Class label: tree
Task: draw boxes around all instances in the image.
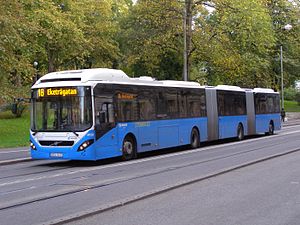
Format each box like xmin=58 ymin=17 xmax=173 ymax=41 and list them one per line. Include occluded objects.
xmin=120 ymin=0 xmax=184 ymax=79
xmin=192 ymin=0 xmax=276 ymax=87
xmin=0 ymin=0 xmax=35 ymax=103
xmin=268 ymin=0 xmax=300 ymax=89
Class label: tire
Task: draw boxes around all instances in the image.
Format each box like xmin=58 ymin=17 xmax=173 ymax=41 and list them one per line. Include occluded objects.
xmin=268 ymin=122 xmax=274 ymax=135
xmin=190 ymin=128 xmax=200 ymax=149
xmin=122 ymin=135 xmax=137 ymax=160
xmin=237 ymin=124 xmax=244 ymax=141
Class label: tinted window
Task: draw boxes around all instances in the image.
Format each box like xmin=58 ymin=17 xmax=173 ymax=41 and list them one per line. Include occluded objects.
xmin=138 ymin=88 xmax=156 ymax=120
xmin=166 ymin=89 xmax=178 ymax=118
xmin=116 ymin=92 xmax=138 ymax=122
xmin=217 ymin=90 xmax=246 ymax=116
xmin=255 ymin=93 xmax=280 ymax=114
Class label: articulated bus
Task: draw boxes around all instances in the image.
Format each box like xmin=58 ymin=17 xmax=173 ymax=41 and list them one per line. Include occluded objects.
xmin=30 ymin=68 xmax=281 ymax=161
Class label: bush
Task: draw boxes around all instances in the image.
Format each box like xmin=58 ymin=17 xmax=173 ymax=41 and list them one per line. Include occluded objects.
xmin=284 ymin=87 xmax=298 ymax=101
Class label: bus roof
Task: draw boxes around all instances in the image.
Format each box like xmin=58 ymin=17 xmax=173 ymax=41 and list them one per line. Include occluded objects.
xmin=33 ymin=68 xmax=203 ymax=89
xmin=253 ymin=88 xmax=278 ymax=93
xmin=215 ymin=85 xmax=245 ymax=92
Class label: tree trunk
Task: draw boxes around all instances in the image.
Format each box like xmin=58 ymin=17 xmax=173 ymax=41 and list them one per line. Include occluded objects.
xmin=47 ymin=47 xmax=56 ymax=73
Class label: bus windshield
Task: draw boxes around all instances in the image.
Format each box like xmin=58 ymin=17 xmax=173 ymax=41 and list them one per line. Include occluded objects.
xmin=31 ymin=86 xmax=93 ymax=132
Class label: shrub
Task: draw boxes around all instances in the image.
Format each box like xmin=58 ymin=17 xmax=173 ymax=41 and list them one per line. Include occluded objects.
xmin=284 ymin=87 xmax=298 ymax=101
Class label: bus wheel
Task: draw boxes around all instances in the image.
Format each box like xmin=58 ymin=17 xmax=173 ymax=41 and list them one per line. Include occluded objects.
xmin=237 ymin=124 xmax=244 ymax=141
xmin=268 ymin=122 xmax=274 ymax=135
xmin=122 ymin=135 xmax=136 ymax=160
xmin=190 ymin=128 xmax=200 ymax=149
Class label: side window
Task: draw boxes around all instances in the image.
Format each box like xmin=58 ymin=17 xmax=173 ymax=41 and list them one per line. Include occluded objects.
xmin=166 ymin=89 xmax=178 ymax=119
xmin=187 ymin=91 xmax=201 ymax=117
xmin=199 ymin=90 xmax=207 ymax=117
xmin=217 ymin=92 xmax=225 ymax=116
xmin=233 ymin=93 xmax=246 ymax=115
xmin=218 ymin=91 xmax=246 ymax=116
xmin=179 ymin=91 xmax=187 ymax=118
xmin=255 ymin=94 xmax=267 ymax=114
xmin=94 ymin=96 xmax=114 ymax=125
xmin=138 ymin=89 xmax=156 ymax=121
xmin=157 ymin=91 xmax=167 ymax=119
xmin=267 ymin=96 xmax=274 ymax=113
xmin=99 ymin=103 xmax=114 ymax=123
xmin=116 ymin=92 xmax=138 ymax=122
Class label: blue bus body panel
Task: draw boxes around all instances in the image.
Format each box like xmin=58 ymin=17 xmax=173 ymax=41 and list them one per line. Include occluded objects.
xmin=30 ymin=130 xmax=97 ymax=161
xmin=255 ymin=113 xmax=281 ymax=134
xmin=110 ymin=118 xmax=208 ymax=156
xmin=31 ymin=118 xmax=208 ymax=161
xmin=218 ymin=115 xmax=248 ymax=139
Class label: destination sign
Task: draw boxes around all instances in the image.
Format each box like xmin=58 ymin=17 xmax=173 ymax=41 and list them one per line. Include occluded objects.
xmin=38 ymin=88 xmax=78 ymax=97
xmin=117 ymin=92 xmax=136 ymax=100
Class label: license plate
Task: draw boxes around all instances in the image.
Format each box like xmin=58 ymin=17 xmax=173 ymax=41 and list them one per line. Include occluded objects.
xmin=50 ymin=153 xmax=63 ymax=158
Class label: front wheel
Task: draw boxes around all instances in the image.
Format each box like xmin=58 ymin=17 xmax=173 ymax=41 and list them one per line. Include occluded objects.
xmin=122 ymin=135 xmax=137 ymax=160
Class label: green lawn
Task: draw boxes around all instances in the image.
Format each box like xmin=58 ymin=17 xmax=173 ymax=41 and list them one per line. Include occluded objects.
xmin=284 ymin=100 xmax=300 ymax=112
xmin=0 ymin=110 xmax=30 ymax=148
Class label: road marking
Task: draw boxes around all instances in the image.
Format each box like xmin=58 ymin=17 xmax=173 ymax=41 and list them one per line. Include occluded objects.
xmin=1 ymin=128 xmax=300 ymax=188
xmin=46 ymin=147 xmax=300 ymax=225
xmin=0 ymin=150 xmax=28 ymax=154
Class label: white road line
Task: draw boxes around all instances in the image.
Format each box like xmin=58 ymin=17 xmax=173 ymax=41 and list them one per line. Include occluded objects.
xmin=0 ymin=150 xmax=28 ymax=154
xmin=1 ymin=128 xmax=300 ymax=188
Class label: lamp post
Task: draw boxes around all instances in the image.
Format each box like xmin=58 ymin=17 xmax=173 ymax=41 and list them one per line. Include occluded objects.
xmin=183 ymin=2 xmax=188 ymax=81
xmin=33 ymin=61 xmax=39 ymax=83
xmin=280 ymin=24 xmax=292 ymax=109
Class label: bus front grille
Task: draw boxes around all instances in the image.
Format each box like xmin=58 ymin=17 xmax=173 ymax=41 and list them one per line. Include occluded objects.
xmin=39 ymin=141 xmax=74 ymax=147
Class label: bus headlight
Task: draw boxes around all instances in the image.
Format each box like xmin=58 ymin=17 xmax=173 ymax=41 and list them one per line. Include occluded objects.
xmin=30 ymin=141 xmax=37 ymax=150
xmin=77 ymin=140 xmax=94 ymax=152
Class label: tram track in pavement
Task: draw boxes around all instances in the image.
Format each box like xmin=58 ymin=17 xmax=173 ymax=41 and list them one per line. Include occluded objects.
xmin=0 ymin=130 xmax=294 ymax=190
xmin=50 ymin=147 xmax=300 ymax=225
xmin=1 ymin=128 xmax=300 ymax=219
xmin=0 ymin=122 xmax=298 ymax=166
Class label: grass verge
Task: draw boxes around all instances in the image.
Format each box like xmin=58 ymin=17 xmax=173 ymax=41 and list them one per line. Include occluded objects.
xmin=0 ymin=110 xmax=30 ymax=148
xmin=284 ymin=100 xmax=300 ymax=112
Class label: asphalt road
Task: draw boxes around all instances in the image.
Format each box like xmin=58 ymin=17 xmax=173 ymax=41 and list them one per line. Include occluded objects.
xmin=71 ymin=147 xmax=300 ymax=225
xmin=0 ymin=147 xmax=30 ymax=164
xmin=0 ymin=125 xmax=300 ymax=225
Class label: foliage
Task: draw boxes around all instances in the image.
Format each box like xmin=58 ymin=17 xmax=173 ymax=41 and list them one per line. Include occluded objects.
xmin=268 ymin=0 xmax=300 ymax=88
xmin=0 ymin=0 xmax=299 ymax=104
xmin=284 ymin=87 xmax=298 ymax=101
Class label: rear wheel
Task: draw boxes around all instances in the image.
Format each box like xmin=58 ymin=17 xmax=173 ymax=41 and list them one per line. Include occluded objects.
xmin=237 ymin=124 xmax=244 ymax=141
xmin=268 ymin=122 xmax=274 ymax=135
xmin=122 ymin=135 xmax=136 ymax=160
xmin=190 ymin=128 xmax=200 ymax=149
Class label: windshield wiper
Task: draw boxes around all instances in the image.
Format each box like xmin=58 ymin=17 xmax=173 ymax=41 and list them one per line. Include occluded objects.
xmin=72 ymin=130 xmax=79 ymax=137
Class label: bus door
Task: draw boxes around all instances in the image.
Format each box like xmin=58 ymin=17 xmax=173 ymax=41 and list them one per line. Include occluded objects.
xmin=94 ymin=97 xmax=117 ymax=144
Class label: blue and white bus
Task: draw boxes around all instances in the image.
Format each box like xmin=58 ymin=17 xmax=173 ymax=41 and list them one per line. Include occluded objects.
xmin=30 ymin=68 xmax=281 ymax=161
